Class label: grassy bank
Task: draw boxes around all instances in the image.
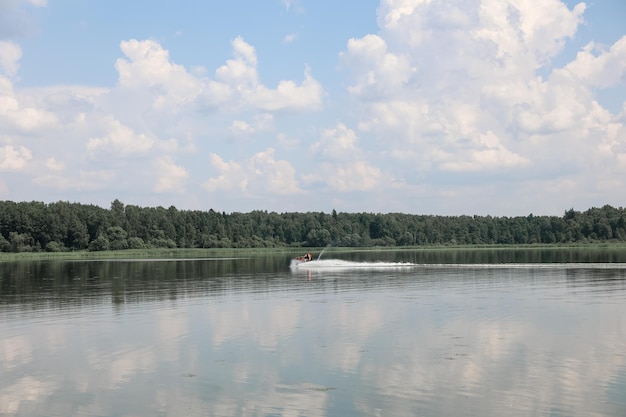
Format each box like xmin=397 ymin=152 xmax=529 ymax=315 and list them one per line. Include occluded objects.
xmin=0 ymin=247 xmax=303 ymax=261
xmin=1 ymin=243 xmax=625 ymax=261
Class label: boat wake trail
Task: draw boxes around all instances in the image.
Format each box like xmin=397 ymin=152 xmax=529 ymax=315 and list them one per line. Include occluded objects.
xmin=290 ymin=259 xmax=626 ymax=271
xmin=290 ymin=259 xmax=416 ymax=271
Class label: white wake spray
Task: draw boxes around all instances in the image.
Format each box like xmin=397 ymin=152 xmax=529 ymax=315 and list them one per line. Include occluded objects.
xmin=290 ymin=258 xmax=417 ymax=271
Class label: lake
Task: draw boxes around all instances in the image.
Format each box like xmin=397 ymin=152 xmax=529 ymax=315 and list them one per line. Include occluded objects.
xmin=1 ymin=248 xmax=626 ymax=416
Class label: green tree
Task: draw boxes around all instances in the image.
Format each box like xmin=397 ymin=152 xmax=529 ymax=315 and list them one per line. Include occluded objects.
xmin=9 ymin=232 xmax=34 ymax=252
xmin=45 ymin=241 xmax=64 ymax=252
xmin=107 ymin=226 xmax=129 ymax=250
xmin=306 ymin=228 xmax=331 ymax=247
xmin=88 ymin=234 xmax=110 ymax=251
xmin=0 ymin=234 xmax=10 ymax=252
xmin=128 ymin=236 xmax=146 ymax=249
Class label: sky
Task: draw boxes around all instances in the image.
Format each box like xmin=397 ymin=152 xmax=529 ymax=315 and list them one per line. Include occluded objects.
xmin=0 ymin=0 xmax=625 ymax=216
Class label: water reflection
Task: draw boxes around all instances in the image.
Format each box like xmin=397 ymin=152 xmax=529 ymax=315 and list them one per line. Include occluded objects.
xmin=0 ymin=257 xmax=294 ymax=310
xmin=1 ymin=254 xmax=625 ymax=416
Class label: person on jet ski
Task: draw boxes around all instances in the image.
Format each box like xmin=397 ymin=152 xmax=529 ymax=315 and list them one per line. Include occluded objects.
xmin=297 ymin=253 xmax=313 ymax=262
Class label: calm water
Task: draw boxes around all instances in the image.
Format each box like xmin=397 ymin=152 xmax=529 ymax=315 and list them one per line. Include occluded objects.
xmin=1 ymin=249 xmax=626 ymax=417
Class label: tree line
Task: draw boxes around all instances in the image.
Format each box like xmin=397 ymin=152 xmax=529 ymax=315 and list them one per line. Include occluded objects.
xmin=0 ymin=199 xmax=625 ymax=253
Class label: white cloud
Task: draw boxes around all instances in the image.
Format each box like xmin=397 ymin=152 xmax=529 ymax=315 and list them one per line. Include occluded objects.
xmin=0 ymin=145 xmax=32 ymax=171
xmin=0 ymin=0 xmax=47 ymax=39
xmin=325 ymin=161 xmax=383 ymax=191
xmin=0 ymin=76 xmax=58 ymax=132
xmin=215 ymin=36 xmax=258 ymax=87
xmin=341 ymin=34 xmax=412 ymax=98
xmin=112 ymin=37 xmax=323 ymax=115
xmin=248 ymin=66 xmax=324 ymax=111
xmin=215 ymin=37 xmax=323 ymax=111
xmin=0 ymin=41 xmax=22 ymax=77
xmin=284 ymin=33 xmax=298 ymax=44
xmin=86 ymin=118 xmax=154 ymax=156
xmin=203 ymin=148 xmax=302 ymax=195
xmin=560 ymin=36 xmax=626 ymax=89
xmin=230 ymin=113 xmax=274 ymax=136
xmin=311 ymin=123 xmax=359 ymax=159
xmin=45 ymin=157 xmax=64 ymax=171
xmin=340 ymin=0 xmax=622 ymax=189
xmin=276 ymin=132 xmax=301 ymax=149
xmin=33 ymin=169 xmax=116 ymax=191
xmin=283 ymin=0 xmax=301 ymax=12
xmin=153 ymin=157 xmax=189 ymax=193
xmin=115 ymin=39 xmax=203 ymax=112
xmin=117 ymin=39 xmax=190 ymax=88
xmin=307 ymin=123 xmax=384 ymax=191
xmin=230 ymin=119 xmax=255 ymax=136
xmin=438 ymin=130 xmax=530 ymax=171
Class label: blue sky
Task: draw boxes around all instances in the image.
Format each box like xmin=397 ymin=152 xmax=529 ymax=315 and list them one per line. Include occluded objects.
xmin=1 ymin=0 xmax=625 ymax=216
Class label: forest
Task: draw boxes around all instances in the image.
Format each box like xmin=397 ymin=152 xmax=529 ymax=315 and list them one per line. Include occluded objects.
xmin=0 ymin=199 xmax=625 ymax=252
